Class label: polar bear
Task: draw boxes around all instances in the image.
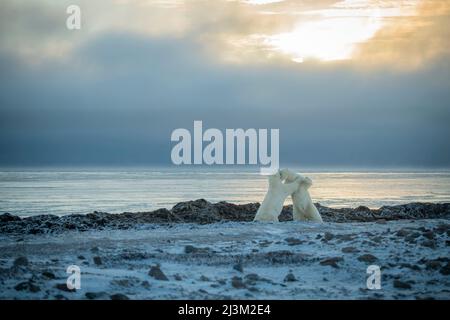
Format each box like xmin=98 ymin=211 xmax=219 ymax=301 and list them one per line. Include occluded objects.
xmin=253 ymin=170 xmax=302 ymax=222
xmin=280 ymin=169 xmax=323 ymax=223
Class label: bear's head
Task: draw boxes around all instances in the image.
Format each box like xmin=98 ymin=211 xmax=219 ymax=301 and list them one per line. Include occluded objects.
xmin=280 ymin=168 xmax=313 ymax=189
xmin=279 ymin=168 xmax=296 ymax=182
xmin=299 ymin=176 xmax=313 ymax=189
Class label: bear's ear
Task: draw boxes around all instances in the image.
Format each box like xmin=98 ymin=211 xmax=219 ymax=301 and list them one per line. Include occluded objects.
xmin=300 ymin=177 xmax=313 ymax=189
xmin=268 ymin=171 xmax=282 ymax=182
xmin=279 ymin=168 xmax=289 ymax=181
xmin=280 ymin=168 xmax=297 ymax=182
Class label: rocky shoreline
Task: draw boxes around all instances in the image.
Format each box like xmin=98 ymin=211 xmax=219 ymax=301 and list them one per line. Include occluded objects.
xmin=0 ymin=200 xmax=449 ymax=299
xmin=0 ymin=218 xmax=449 ymax=299
xmin=1 ymin=200 xmax=450 ymax=234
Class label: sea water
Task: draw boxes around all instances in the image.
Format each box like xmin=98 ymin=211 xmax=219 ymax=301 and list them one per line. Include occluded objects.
xmin=1 ymin=167 xmax=450 ymax=217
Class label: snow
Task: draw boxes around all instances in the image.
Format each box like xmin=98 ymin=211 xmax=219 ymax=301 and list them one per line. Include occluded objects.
xmin=0 ymin=219 xmax=449 ymax=299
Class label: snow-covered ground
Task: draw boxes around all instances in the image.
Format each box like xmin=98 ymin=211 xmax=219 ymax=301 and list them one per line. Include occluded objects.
xmin=0 ymin=219 xmax=449 ymax=300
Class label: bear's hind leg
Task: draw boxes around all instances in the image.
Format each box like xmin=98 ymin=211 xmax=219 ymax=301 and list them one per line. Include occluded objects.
xmin=305 ymin=203 xmax=323 ymax=223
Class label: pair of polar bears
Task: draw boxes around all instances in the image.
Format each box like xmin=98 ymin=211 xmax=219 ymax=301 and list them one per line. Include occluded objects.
xmin=254 ymin=169 xmax=323 ymax=223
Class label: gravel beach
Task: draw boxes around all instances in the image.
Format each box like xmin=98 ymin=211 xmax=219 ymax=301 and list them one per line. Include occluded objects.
xmin=0 ymin=200 xmax=449 ymax=300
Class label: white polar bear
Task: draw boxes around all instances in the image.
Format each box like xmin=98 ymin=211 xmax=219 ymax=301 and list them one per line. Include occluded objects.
xmin=254 ymin=170 xmax=301 ymax=222
xmin=280 ymin=169 xmax=323 ymax=223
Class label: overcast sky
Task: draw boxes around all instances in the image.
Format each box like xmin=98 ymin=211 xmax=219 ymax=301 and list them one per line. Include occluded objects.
xmin=0 ymin=0 xmax=449 ymax=168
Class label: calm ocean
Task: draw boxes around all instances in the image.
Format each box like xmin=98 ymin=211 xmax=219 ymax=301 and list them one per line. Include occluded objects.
xmin=1 ymin=167 xmax=450 ymax=217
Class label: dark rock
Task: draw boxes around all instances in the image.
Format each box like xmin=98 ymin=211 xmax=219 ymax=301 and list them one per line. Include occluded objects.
xmin=2 ymin=201 xmax=450 ymax=234
xmin=405 ymin=233 xmax=421 ymax=242
xmin=55 ymin=283 xmax=76 ymax=292
xmin=422 ymin=231 xmax=435 ymax=240
xmin=421 ymin=240 xmax=436 ymax=249
xmin=14 ymin=281 xmax=40 ymax=293
xmin=393 ymin=280 xmax=412 ymax=289
xmin=149 ymin=265 xmax=169 ymax=281
xmin=440 ymin=262 xmax=450 ymax=275
xmin=425 ymin=260 xmax=442 ymax=270
xmin=85 ymin=291 xmax=108 ymax=299
xmin=371 ymin=236 xmax=383 ymax=243
xmin=399 ymin=263 xmax=421 ymax=271
xmin=13 ymin=256 xmax=29 ymax=267
xmin=184 ymin=245 xmax=198 ymax=254
xmin=199 ymin=275 xmax=210 ymax=281
xmin=415 ymin=295 xmax=435 ymax=300
xmin=336 ymin=234 xmax=355 ymax=242
xmin=0 ymin=213 xmax=21 ymax=223
xmin=233 ymin=263 xmax=244 ymax=273
xmin=110 ymin=293 xmax=129 ymax=300
xmin=93 ymin=256 xmax=102 ymax=265
xmin=245 ymin=274 xmax=260 ymax=282
xmin=42 ymin=271 xmax=56 ymax=279
xmin=231 ymin=276 xmax=246 ymax=289
xmin=284 ymin=237 xmax=303 ymax=246
xmin=174 ymin=274 xmax=183 ymax=281
xmin=112 ymin=279 xmax=133 ymax=287
xmin=120 ymin=251 xmax=148 ymax=260
xmin=258 ymin=240 xmax=272 ymax=247
xmin=284 ymin=273 xmax=297 ymax=282
xmin=434 ymin=224 xmax=450 ymax=233
xmin=342 ymin=247 xmax=359 ymax=253
xmin=323 ymin=232 xmax=334 ymax=241
xmin=396 ymin=229 xmax=411 ymax=237
xmin=183 ymin=245 xmax=210 ymax=254
xmin=320 ymin=257 xmax=343 ymax=268
xmin=358 ymin=254 xmax=378 ymax=263
xmin=355 ymin=206 xmax=371 ymax=212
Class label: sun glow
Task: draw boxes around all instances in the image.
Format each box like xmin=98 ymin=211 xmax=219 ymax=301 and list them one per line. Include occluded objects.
xmin=244 ymin=0 xmax=285 ymax=4
xmin=264 ymin=17 xmax=383 ymax=62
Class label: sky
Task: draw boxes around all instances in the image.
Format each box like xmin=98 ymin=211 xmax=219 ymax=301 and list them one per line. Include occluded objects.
xmin=0 ymin=0 xmax=449 ymax=168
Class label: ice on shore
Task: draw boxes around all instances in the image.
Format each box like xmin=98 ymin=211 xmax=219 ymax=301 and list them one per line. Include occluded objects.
xmin=0 ymin=216 xmax=449 ymax=300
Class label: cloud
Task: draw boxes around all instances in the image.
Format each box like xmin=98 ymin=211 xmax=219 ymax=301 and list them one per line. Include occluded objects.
xmin=0 ymin=1 xmax=449 ymax=167
xmin=354 ymin=0 xmax=450 ymax=69
xmin=1 ymin=29 xmax=450 ymax=167
xmin=3 ymin=0 xmax=448 ymax=69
